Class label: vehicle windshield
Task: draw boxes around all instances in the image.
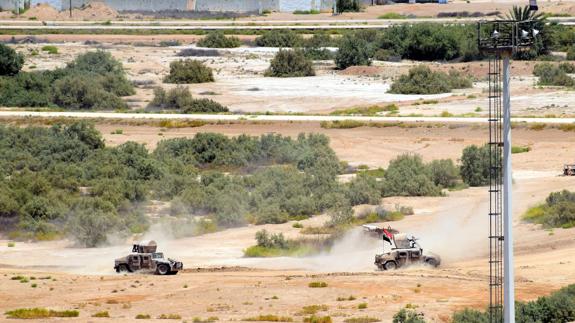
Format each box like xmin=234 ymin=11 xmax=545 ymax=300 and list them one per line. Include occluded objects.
xmin=152 ymin=252 xmax=164 ymax=259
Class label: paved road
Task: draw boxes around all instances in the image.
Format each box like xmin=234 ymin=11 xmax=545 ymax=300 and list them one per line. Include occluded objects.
xmin=0 ymin=17 xmax=573 ymax=30
xmin=1 ymin=111 xmax=574 ymax=124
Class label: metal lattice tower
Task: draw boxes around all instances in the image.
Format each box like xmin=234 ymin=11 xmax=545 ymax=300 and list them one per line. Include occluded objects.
xmin=487 ymin=52 xmax=504 ymax=323
xmin=478 ymin=17 xmax=539 ymax=323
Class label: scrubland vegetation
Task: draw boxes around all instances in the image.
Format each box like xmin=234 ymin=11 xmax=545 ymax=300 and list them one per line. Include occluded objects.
xmin=450 ymin=284 xmax=575 ymax=323
xmin=390 ymin=66 xmax=472 ymax=94
xmin=149 ymin=86 xmax=228 ymax=113
xmin=198 ymin=31 xmax=241 ymax=48
xmin=0 ymin=121 xmax=495 ymax=247
xmin=265 ymin=49 xmax=315 ymax=77
xmin=524 ymin=190 xmax=575 ymax=228
xmin=4 ymin=308 xmax=79 ymax=319
xmin=533 ymin=62 xmax=575 ymax=87
xmin=0 ymin=47 xmax=133 ymax=110
xmin=164 ymin=59 xmax=215 ymax=84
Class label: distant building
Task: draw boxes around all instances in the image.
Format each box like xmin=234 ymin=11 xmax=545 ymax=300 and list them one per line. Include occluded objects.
xmin=60 ymin=0 xmax=374 ymax=13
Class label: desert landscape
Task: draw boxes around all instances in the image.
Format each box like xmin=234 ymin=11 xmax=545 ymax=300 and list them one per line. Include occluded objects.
xmin=0 ymin=0 xmax=575 ymax=322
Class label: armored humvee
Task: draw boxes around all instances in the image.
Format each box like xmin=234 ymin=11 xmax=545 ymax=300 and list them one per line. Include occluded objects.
xmin=114 ymin=240 xmax=183 ymax=275
xmin=374 ymin=233 xmax=440 ymax=270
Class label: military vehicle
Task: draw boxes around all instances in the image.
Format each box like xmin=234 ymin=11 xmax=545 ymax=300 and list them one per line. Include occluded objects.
xmin=372 ymin=231 xmax=440 ymax=270
xmin=114 ymin=240 xmax=183 ymax=275
xmin=564 ymin=164 xmax=575 ymax=176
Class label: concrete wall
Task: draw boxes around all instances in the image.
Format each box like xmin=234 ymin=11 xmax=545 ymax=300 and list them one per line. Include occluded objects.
xmin=62 ymin=0 xmax=189 ymax=11
xmin=0 ymin=0 xmax=20 ymax=10
xmin=194 ymin=0 xmax=278 ymax=13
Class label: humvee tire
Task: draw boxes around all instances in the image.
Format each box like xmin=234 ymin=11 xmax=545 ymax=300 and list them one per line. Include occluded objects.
xmin=116 ymin=264 xmax=130 ymax=273
xmin=157 ymin=263 xmax=170 ymax=275
xmin=384 ymin=261 xmax=397 ymax=270
xmin=425 ymin=258 xmax=439 ymax=267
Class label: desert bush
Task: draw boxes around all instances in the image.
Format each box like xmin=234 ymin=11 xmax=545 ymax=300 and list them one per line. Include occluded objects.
xmin=244 ymin=315 xmax=294 ymax=322
xmin=300 ymin=305 xmax=329 ymax=315
xmin=304 ymin=316 xmax=332 ymax=323
xmin=511 ymin=146 xmax=531 ymax=154
xmin=150 ymin=86 xmax=193 ymax=110
xmin=309 ymin=281 xmax=328 ymax=288
xmin=345 ymin=173 xmax=382 ymax=205
xmin=255 ymin=29 xmax=303 ymax=47
xmin=335 ymin=35 xmax=372 ymax=69
xmin=337 ymin=0 xmax=360 ymax=12
xmin=5 ymin=308 xmax=79 ymax=319
xmin=358 ymin=303 xmax=368 ymax=309
xmin=533 ymin=62 xmax=575 ymax=86
xmin=384 ymin=154 xmax=441 ymax=196
xmin=159 ymin=40 xmax=181 ymax=47
xmin=92 ymin=311 xmax=110 ymax=318
xmin=390 ymin=66 xmax=471 ymax=94
xmin=0 ymin=44 xmax=24 ymax=76
xmin=158 ymin=314 xmax=182 ymax=319
xmin=452 ymin=283 xmax=575 ymax=323
xmin=136 ymin=314 xmax=151 ymax=319
xmin=523 ymin=190 xmax=575 ymax=228
xmin=303 ymin=33 xmax=335 ymax=60
xmin=265 ymin=49 xmax=315 ymax=77
xmin=52 ymin=74 xmax=128 ymax=110
xmin=165 ymin=59 xmax=214 ymax=84
xmin=392 ymin=308 xmax=425 ymax=323
xmin=41 ymin=45 xmax=58 ymax=54
xmin=426 ymin=159 xmax=459 ymax=189
xmin=460 ymin=145 xmax=490 ymax=187
xmin=198 ymin=32 xmax=241 ymax=48
xmin=345 ymin=317 xmax=380 ymax=323
xmin=451 ymin=309 xmax=487 ymax=323
xmin=567 ymin=46 xmax=575 ymax=60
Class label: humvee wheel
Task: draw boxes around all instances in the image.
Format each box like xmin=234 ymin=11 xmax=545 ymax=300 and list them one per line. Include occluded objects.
xmin=384 ymin=261 xmax=397 ymax=270
xmin=425 ymin=258 xmax=439 ymax=267
xmin=116 ymin=264 xmax=130 ymax=273
xmin=157 ymin=264 xmax=170 ymax=275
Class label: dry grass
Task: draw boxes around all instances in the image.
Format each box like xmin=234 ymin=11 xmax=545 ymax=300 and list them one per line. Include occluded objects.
xmin=5 ymin=308 xmax=79 ymax=319
xmin=243 ymin=314 xmax=294 ymax=322
xmin=308 ymin=282 xmax=328 ymax=288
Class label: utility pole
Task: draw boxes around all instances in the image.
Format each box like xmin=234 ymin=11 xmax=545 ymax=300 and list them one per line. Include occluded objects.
xmin=478 ymin=6 xmax=539 ymax=322
xmin=502 ymin=52 xmax=514 ymax=323
xmin=70 ymin=0 xmax=72 ymax=18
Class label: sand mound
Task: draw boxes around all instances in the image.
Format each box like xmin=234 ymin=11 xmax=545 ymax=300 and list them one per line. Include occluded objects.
xmin=339 ymin=65 xmax=385 ymax=76
xmin=69 ymin=3 xmax=118 ymax=20
xmin=24 ymin=4 xmax=61 ymax=20
xmin=21 ymin=2 xmax=118 ymax=21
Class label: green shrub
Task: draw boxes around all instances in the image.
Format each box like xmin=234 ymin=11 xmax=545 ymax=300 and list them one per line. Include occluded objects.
xmin=158 ymin=313 xmax=182 ymax=319
xmin=533 ymin=62 xmax=575 ymax=86
xmin=344 ymin=317 xmax=380 ymax=323
xmin=390 ymin=66 xmax=471 ymax=94
xmin=304 ymin=316 xmax=332 ymax=323
xmin=308 ymin=281 xmax=328 ymax=288
xmin=559 ymin=62 xmax=575 ymax=73
xmin=523 ymin=190 xmax=575 ymax=228
xmin=294 ymin=9 xmax=320 ymax=14
xmin=244 ymin=315 xmax=294 ymax=322
xmin=451 ymin=309 xmax=487 ymax=323
xmin=198 ymin=31 xmax=241 ymax=48
xmin=255 ymin=30 xmax=303 ymax=47
xmin=392 ymin=308 xmax=425 ymax=323
xmin=426 ymin=159 xmax=460 ymax=189
xmin=52 ymin=74 xmax=128 ymax=110
xmin=159 ymin=40 xmax=182 ymax=47
xmin=337 ymin=0 xmax=360 ymax=12
xmin=0 ymin=43 xmax=24 ymax=76
xmin=358 ymin=303 xmax=368 ymax=309
xmin=460 ymin=145 xmax=490 ymax=187
xmin=265 ymin=49 xmax=315 ymax=77
xmin=152 ymin=86 xmax=228 ymax=113
xmin=378 ymin=13 xmax=406 ymax=19
xmin=384 ymin=154 xmax=441 ymax=196
xmin=567 ymin=46 xmax=575 ymax=60
xmin=5 ymin=308 xmax=79 ymax=319
xmin=92 ymin=311 xmax=110 ymax=318
xmin=303 ymin=33 xmax=334 ymax=60
xmin=335 ymin=35 xmax=372 ymax=69
xmin=165 ymin=59 xmax=214 ymax=84
xmin=7 ymin=241 xmax=15 ymax=247
xmin=300 ymin=305 xmax=329 ymax=315
xmin=511 ymin=146 xmax=531 ymax=154
xmin=136 ymin=314 xmax=151 ymax=319
xmin=41 ymin=45 xmax=58 ymax=54
xmin=320 ymin=120 xmax=365 ymax=129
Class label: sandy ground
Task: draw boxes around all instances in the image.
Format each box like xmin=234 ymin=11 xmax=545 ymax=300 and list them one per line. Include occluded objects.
xmin=2 ymin=42 xmax=574 ymax=116
xmin=0 ymin=123 xmax=574 ymax=322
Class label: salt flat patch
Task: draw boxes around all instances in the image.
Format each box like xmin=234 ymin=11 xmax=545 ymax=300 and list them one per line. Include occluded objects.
xmin=227 ymin=75 xmax=453 ymax=101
